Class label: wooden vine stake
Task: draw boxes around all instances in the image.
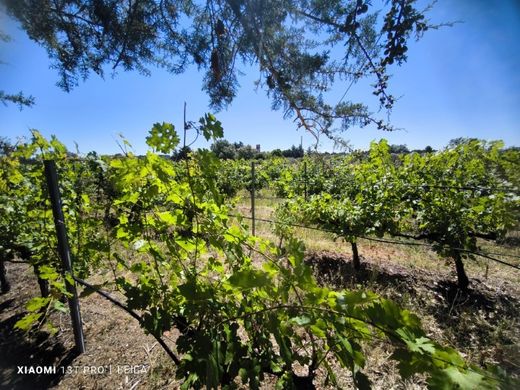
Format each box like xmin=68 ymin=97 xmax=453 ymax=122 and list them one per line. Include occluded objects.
xmin=44 ymin=160 xmax=86 ymax=354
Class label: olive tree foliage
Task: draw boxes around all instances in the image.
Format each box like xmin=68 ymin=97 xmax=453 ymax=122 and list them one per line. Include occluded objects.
xmin=1 ymin=0 xmax=438 ymax=138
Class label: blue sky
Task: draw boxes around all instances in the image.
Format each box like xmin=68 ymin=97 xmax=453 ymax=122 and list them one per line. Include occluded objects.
xmin=1 ymin=0 xmax=519 ymax=155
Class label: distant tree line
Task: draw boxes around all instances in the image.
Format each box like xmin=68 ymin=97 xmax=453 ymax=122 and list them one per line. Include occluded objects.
xmin=270 ymin=145 xmax=304 ymax=158
xmin=388 ymin=144 xmax=434 ymax=154
xmin=3 ymin=135 xmax=516 ymax=161
xmin=210 ymin=140 xmax=303 ymax=160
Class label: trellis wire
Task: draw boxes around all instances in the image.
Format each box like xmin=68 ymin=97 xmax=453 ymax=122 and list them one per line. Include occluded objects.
xmin=229 ymin=213 xmax=520 ymax=270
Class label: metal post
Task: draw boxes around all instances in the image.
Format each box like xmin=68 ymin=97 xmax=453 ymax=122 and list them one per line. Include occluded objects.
xmin=251 ymin=161 xmax=256 ymax=236
xmin=44 ymin=160 xmax=86 ymax=354
xmin=304 ymin=161 xmax=308 ymax=201
xmin=0 ymin=259 xmax=10 ymax=293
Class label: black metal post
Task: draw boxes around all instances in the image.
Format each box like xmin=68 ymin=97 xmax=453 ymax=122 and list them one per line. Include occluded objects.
xmin=44 ymin=160 xmax=86 ymax=354
xmin=251 ymin=161 xmax=256 ymax=236
xmin=0 ymin=259 xmax=10 ymax=293
xmin=304 ymin=161 xmax=308 ymax=201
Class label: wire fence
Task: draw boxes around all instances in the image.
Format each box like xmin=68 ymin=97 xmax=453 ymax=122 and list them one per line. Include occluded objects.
xmin=228 ymin=212 xmax=520 ymax=271
xmin=248 ymin=184 xmax=520 ymax=197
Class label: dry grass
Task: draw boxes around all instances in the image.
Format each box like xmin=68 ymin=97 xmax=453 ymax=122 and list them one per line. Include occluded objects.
xmin=233 ymin=190 xmax=520 ymax=289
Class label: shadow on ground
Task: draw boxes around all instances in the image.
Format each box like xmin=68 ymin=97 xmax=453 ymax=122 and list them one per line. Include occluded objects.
xmin=305 ymin=250 xmax=520 ymax=377
xmin=0 ymin=264 xmax=77 ymax=390
xmin=305 ymin=251 xmax=419 ymax=291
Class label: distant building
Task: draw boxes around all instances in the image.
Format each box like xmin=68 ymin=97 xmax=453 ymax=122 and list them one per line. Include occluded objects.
xmin=256 ymin=144 xmax=261 ymax=152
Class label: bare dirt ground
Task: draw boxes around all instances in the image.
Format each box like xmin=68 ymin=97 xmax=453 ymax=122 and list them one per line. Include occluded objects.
xmin=0 ymin=262 xmax=178 ymax=390
xmin=1 ymin=249 xmax=519 ymax=390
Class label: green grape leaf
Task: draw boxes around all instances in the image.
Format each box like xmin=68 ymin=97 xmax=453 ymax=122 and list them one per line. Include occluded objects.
xmin=15 ymin=312 xmax=43 ymax=331
xmin=199 ymin=113 xmax=224 ymax=141
xmin=228 ymin=269 xmax=270 ymax=289
xmin=428 ymin=366 xmax=487 ymax=390
xmin=146 ymin=122 xmax=180 ymax=154
xmin=26 ymin=297 xmax=50 ymax=312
